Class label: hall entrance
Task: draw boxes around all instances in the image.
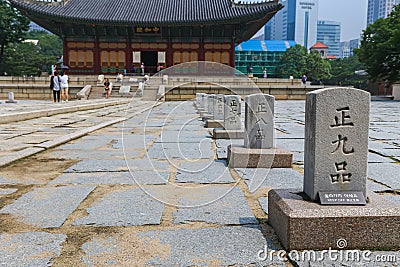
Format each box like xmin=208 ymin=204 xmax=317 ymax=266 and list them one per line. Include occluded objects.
xmin=141 ymin=51 xmax=158 ymax=74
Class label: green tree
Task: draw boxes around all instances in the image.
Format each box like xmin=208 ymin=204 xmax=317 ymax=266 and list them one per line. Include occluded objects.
xmin=0 ymin=0 xmax=30 ymax=66
xmin=322 ymin=55 xmax=368 ymax=87
xmin=2 ymin=42 xmax=56 ymax=76
xmin=276 ymin=44 xmax=331 ymax=81
xmin=307 ymin=51 xmax=332 ymax=82
xmin=26 ymin=30 xmax=62 ymax=57
xmin=276 ymin=44 xmax=308 ymax=78
xmin=357 ymin=5 xmax=400 ymax=85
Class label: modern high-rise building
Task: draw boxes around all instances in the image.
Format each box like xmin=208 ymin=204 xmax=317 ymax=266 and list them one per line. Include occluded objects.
xmin=367 ymin=0 xmax=400 ymax=25
xmin=317 ymin=20 xmax=341 ymax=58
xmin=264 ymin=0 xmax=318 ymax=49
xmin=339 ymin=38 xmax=360 ymax=58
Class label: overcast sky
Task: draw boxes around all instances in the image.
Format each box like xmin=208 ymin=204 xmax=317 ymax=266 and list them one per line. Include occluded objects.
xmin=319 ymin=0 xmax=368 ymax=40
xmin=253 ymin=0 xmax=368 ymax=41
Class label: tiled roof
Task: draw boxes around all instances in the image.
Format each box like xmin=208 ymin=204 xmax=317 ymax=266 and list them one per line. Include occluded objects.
xmin=10 ymin=0 xmax=282 ymax=26
xmin=236 ymin=40 xmax=297 ymax=52
xmin=311 ymin=42 xmax=329 ymax=49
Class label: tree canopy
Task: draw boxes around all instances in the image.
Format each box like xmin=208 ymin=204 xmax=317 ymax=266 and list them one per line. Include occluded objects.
xmin=322 ymin=55 xmax=368 ymax=87
xmin=276 ymin=44 xmax=331 ymax=81
xmin=276 ymin=44 xmax=308 ymax=79
xmin=357 ymin=5 xmax=400 ymax=85
xmin=0 ymin=0 xmax=30 ymax=64
xmin=26 ymin=30 xmax=62 ymax=57
xmin=2 ymin=42 xmax=55 ymax=76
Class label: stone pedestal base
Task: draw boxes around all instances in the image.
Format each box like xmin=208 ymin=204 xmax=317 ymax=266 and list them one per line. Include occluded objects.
xmin=268 ymin=189 xmax=400 ymax=250
xmin=227 ymin=145 xmax=292 ymax=168
xmin=196 ymin=108 xmax=205 ymax=114
xmin=199 ymin=111 xmax=211 ymax=118
xmin=205 ymin=119 xmax=223 ymax=128
xmin=212 ymin=129 xmax=244 ymax=139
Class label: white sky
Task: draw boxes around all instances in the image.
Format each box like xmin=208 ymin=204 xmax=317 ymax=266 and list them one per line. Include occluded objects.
xmin=253 ymin=0 xmax=368 ymax=41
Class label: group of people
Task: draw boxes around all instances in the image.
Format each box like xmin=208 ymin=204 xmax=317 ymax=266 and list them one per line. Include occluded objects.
xmin=50 ymin=66 xmax=69 ymax=103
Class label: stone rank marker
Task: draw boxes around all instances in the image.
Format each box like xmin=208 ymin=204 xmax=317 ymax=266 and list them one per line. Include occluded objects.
xmin=227 ymin=93 xmax=292 ymax=168
xmin=194 ymin=93 xmax=202 ymax=111
xmin=244 ymin=93 xmax=274 ymax=149
xmin=200 ymin=94 xmax=214 ymax=121
xmin=212 ymin=95 xmax=244 ymax=139
xmin=205 ymin=94 xmax=224 ymax=128
xmin=268 ymin=88 xmax=400 ymax=251
xmin=304 ymin=88 xmax=369 ymax=203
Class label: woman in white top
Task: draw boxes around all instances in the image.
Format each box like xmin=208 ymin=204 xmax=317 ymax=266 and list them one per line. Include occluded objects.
xmin=60 ymin=71 xmax=69 ymax=102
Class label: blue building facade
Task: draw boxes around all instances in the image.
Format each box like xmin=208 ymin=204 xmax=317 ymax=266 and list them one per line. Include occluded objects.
xmin=317 ymin=20 xmax=341 ymax=58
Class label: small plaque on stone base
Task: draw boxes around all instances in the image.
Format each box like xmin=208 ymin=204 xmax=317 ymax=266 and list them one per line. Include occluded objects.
xmin=319 ymin=191 xmax=366 ymax=205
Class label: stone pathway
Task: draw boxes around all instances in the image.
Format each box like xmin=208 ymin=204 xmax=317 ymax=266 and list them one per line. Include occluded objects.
xmin=0 ymin=100 xmax=399 ymax=266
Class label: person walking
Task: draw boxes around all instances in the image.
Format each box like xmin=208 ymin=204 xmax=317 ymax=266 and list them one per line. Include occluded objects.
xmin=302 ymin=74 xmax=307 ymax=85
xmin=141 ymin=62 xmax=145 ymax=75
xmin=104 ymin=78 xmax=111 ymax=99
xmin=50 ymin=71 xmax=61 ymax=102
xmin=60 ymin=71 xmax=69 ymax=102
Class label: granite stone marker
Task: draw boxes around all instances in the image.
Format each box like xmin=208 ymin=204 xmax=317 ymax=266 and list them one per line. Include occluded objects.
xmin=207 ymin=94 xmax=215 ymax=119
xmin=5 ymin=92 xmax=17 ymax=103
xmin=224 ymin=95 xmax=241 ymax=130
xmin=195 ymin=93 xmax=202 ymax=108
xmin=304 ymin=88 xmax=370 ymax=202
xmin=214 ymin=94 xmax=225 ymax=120
xmin=244 ymin=93 xmax=274 ymax=149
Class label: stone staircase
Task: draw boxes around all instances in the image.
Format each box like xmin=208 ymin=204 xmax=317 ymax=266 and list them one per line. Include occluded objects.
xmin=88 ymin=85 xmax=107 ymax=99
xmin=88 ymin=84 xmax=137 ymax=99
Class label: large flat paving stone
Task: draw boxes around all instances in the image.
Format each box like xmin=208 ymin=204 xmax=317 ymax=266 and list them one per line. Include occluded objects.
xmin=235 ymin=168 xmax=303 ymax=192
xmin=74 ymin=188 xmax=164 ymax=226
xmin=65 ymin=159 xmax=170 ymax=173
xmin=155 ymin=131 xmax=211 ymax=143
xmin=367 ymin=179 xmax=391 ymax=192
xmin=112 ymin=134 xmax=158 ymax=149
xmin=368 ymin=152 xmax=394 ymax=163
xmin=46 ymin=149 xmax=141 ymax=160
xmin=50 ymin=171 xmax=169 ymax=185
xmin=1 ymin=185 xmax=95 ymax=228
xmin=81 ymin=226 xmax=284 ymax=267
xmin=176 ymin=160 xmax=234 ymax=184
xmin=0 ymin=232 xmax=66 ymax=267
xmin=147 ymin=141 xmax=214 ymax=160
xmin=174 ymin=186 xmax=257 ymax=225
xmin=368 ymin=163 xmax=400 ymax=189
xmin=276 ymin=138 xmax=305 ymax=152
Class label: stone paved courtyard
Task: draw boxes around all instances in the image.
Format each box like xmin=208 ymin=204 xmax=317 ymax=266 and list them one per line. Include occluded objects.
xmin=0 ymin=99 xmax=399 ymax=266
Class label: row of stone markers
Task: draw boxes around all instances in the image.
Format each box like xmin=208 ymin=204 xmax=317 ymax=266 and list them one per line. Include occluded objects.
xmin=196 ymin=88 xmax=400 ymax=251
xmin=195 ymin=92 xmax=293 ymax=168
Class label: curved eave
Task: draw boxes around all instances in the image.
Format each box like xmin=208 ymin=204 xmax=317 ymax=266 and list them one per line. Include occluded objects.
xmin=10 ymin=0 xmax=282 ymax=27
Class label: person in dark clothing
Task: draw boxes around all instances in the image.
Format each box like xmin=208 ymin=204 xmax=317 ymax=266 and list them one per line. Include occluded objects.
xmin=104 ymin=78 xmax=111 ymax=99
xmin=50 ymin=71 xmax=61 ymax=102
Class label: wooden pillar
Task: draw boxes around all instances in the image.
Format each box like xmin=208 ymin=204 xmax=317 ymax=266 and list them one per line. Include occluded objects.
xmin=63 ymin=40 xmax=68 ymax=70
xmin=126 ymin=40 xmax=132 ymax=73
xmin=93 ymin=37 xmax=101 ymax=74
xmin=230 ymin=42 xmax=235 ymax=67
